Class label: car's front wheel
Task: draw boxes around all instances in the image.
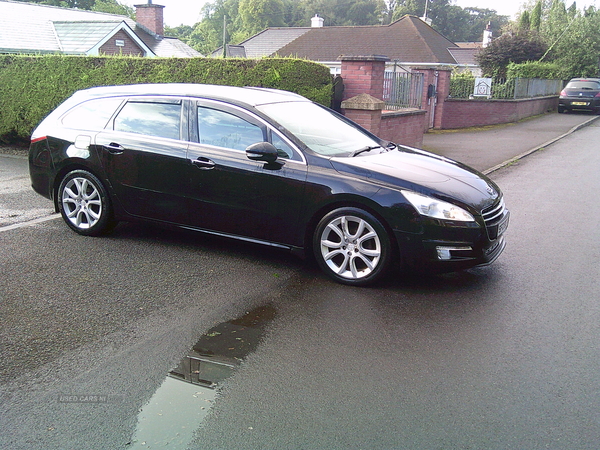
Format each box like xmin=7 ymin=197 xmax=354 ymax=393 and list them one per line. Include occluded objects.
xmin=58 ymin=170 xmax=116 ymax=236
xmin=313 ymin=207 xmax=391 ymax=286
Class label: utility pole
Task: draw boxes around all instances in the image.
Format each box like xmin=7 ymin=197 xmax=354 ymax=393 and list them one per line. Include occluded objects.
xmin=222 ymin=15 xmax=227 ymax=58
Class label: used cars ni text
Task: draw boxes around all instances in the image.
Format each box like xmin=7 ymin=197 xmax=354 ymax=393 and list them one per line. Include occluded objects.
xmin=29 ymin=84 xmax=509 ymax=285
xmin=558 ymin=78 xmax=600 ymax=114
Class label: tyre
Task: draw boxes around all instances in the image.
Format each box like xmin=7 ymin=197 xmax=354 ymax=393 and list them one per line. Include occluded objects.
xmin=58 ymin=170 xmax=116 ymax=236
xmin=557 ymin=106 xmax=566 ymax=114
xmin=313 ymin=207 xmax=391 ymax=286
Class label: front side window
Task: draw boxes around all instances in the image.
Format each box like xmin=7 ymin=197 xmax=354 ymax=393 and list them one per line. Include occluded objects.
xmin=271 ymin=133 xmax=294 ymax=159
xmin=114 ymin=101 xmax=182 ymax=140
xmin=257 ymin=101 xmax=380 ymax=157
xmin=198 ymin=107 xmax=264 ymax=151
xmin=61 ymin=98 xmax=123 ymax=130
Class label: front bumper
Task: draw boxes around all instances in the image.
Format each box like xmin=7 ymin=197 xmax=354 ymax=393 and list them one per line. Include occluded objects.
xmin=393 ymin=210 xmax=509 ymax=272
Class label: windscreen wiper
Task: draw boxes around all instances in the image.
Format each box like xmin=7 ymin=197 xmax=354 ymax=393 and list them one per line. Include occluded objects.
xmin=349 ymin=145 xmax=382 ymax=157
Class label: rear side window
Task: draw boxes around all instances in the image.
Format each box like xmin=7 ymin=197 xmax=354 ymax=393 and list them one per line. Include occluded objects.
xmin=61 ymin=98 xmax=122 ymax=130
xmin=114 ymin=101 xmax=182 ymax=140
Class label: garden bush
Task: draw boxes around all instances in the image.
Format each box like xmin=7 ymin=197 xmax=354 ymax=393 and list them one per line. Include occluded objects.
xmin=0 ymin=55 xmax=333 ymax=143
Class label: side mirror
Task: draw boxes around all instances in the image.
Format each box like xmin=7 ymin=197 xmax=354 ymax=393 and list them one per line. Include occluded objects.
xmin=246 ymin=142 xmax=279 ymax=163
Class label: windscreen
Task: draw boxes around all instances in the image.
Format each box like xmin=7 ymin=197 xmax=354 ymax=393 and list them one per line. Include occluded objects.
xmin=257 ymin=102 xmax=380 ymax=157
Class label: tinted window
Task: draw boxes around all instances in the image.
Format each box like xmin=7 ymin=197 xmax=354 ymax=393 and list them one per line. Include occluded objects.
xmin=257 ymin=102 xmax=379 ymax=156
xmin=114 ymin=101 xmax=182 ymax=140
xmin=198 ymin=107 xmax=264 ymax=151
xmin=61 ymin=98 xmax=122 ymax=130
xmin=271 ymin=132 xmax=294 ymax=158
xmin=566 ymin=81 xmax=600 ymax=90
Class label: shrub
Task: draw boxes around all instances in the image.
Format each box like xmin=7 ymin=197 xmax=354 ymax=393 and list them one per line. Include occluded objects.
xmin=0 ymin=55 xmax=333 ymax=142
xmin=506 ymin=61 xmax=569 ymax=80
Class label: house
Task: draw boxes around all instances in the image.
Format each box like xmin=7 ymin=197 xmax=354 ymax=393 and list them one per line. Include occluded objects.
xmin=0 ymin=0 xmax=200 ymax=57
xmin=213 ymin=15 xmax=463 ymax=74
xmin=449 ymin=24 xmax=494 ymax=76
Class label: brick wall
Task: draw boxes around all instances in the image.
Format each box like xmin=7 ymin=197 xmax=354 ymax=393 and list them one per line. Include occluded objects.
xmin=340 ymin=55 xmax=427 ymax=146
xmin=99 ymin=29 xmax=144 ymax=56
xmin=380 ymin=109 xmax=427 ymax=148
xmin=439 ymin=96 xmax=559 ymax=129
xmin=346 ymin=109 xmax=383 ymax=136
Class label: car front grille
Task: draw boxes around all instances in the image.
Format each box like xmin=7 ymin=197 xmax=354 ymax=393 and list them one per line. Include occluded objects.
xmin=482 ymin=197 xmax=506 ymax=240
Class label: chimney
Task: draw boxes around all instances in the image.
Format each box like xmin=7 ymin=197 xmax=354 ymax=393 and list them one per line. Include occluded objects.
xmin=482 ymin=22 xmax=492 ymax=48
xmin=135 ymin=1 xmax=165 ymax=36
xmin=311 ymin=14 xmax=324 ymax=27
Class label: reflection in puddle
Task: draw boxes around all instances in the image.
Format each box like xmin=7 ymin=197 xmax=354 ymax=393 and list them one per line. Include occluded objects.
xmin=128 ymin=305 xmax=276 ymax=449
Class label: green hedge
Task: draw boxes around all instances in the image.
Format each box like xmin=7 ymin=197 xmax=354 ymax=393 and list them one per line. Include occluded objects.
xmin=506 ymin=61 xmax=568 ymax=80
xmin=0 ymin=55 xmax=333 ymax=142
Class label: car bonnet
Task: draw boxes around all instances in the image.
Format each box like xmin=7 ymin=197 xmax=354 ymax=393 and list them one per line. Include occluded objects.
xmin=330 ymin=148 xmax=501 ymax=208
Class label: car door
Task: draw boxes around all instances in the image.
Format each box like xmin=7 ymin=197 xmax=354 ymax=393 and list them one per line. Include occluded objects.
xmin=95 ymin=97 xmax=190 ymax=224
xmin=186 ymin=101 xmax=308 ymax=246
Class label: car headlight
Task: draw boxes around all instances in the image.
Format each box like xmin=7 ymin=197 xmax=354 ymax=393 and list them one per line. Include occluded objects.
xmin=401 ymin=190 xmax=475 ymax=222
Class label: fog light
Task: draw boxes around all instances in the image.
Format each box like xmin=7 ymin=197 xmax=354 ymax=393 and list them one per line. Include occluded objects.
xmin=436 ymin=246 xmax=472 ymax=261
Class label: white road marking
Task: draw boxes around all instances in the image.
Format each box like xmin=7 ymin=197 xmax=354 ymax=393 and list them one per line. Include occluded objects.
xmin=0 ymin=214 xmax=60 ymax=232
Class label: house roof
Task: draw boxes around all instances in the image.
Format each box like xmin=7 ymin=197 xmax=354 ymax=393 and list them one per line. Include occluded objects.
xmin=449 ymin=42 xmax=482 ymax=66
xmin=237 ymin=28 xmax=312 ymax=58
xmin=448 ymin=47 xmax=479 ymax=66
xmin=0 ymin=0 xmax=199 ymax=57
xmin=225 ymin=15 xmax=459 ymax=65
xmin=52 ymin=21 xmax=151 ymax=55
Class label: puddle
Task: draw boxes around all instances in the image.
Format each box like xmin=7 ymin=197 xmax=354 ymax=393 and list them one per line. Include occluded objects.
xmin=127 ymin=305 xmax=276 ymax=449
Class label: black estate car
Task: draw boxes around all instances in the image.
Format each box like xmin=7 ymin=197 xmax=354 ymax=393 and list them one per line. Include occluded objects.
xmin=558 ymin=78 xmax=600 ymax=114
xmin=29 ymin=84 xmax=509 ymax=285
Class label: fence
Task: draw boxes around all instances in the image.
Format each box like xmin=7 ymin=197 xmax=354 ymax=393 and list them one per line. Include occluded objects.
xmin=383 ymin=70 xmax=424 ymax=110
xmin=449 ymin=77 xmax=564 ymax=100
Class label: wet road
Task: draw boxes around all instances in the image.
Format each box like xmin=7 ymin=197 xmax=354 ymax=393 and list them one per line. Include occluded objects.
xmin=1 ymin=121 xmax=600 ymax=449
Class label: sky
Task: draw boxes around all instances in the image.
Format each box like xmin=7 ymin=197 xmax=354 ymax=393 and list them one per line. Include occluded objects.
xmin=126 ymin=0 xmax=597 ymax=28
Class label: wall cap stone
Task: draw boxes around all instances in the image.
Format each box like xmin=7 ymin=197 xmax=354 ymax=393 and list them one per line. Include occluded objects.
xmin=382 ymin=108 xmax=426 ymax=117
xmin=341 ymin=93 xmax=385 ymax=110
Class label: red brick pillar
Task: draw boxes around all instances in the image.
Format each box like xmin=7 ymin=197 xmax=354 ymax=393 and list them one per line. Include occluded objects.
xmin=412 ymin=67 xmax=452 ymax=129
xmin=340 ymin=55 xmax=389 ymax=101
xmin=341 ymin=93 xmax=384 ymax=137
xmin=433 ymin=68 xmax=451 ymax=129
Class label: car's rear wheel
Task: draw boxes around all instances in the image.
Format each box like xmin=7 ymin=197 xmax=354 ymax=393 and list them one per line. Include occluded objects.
xmin=58 ymin=170 xmax=116 ymax=236
xmin=313 ymin=207 xmax=391 ymax=286
xmin=558 ymin=106 xmax=566 ymax=113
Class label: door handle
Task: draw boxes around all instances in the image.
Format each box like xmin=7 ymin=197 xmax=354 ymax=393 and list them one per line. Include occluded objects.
xmin=192 ymin=157 xmax=215 ymax=170
xmin=105 ymin=142 xmax=125 ymax=154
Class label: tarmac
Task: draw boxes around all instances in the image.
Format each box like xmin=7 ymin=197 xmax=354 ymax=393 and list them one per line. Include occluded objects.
xmin=421 ymin=112 xmax=600 ymax=174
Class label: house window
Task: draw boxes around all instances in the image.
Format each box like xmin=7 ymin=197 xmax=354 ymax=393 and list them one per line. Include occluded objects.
xmin=115 ymin=39 xmax=125 ymax=47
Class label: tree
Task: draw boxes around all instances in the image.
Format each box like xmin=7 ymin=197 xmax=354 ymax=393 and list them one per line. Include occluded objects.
xmin=476 ymin=31 xmax=547 ymax=77
xmin=391 ymin=0 xmax=509 ymax=42
xmin=92 ymin=0 xmax=133 ymax=17
xmin=519 ymin=10 xmax=531 ymax=30
xmin=530 ymin=1 xmax=542 ymax=31
xmin=512 ymin=0 xmax=600 ymax=78
xmin=238 ymin=0 xmax=286 ymax=39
